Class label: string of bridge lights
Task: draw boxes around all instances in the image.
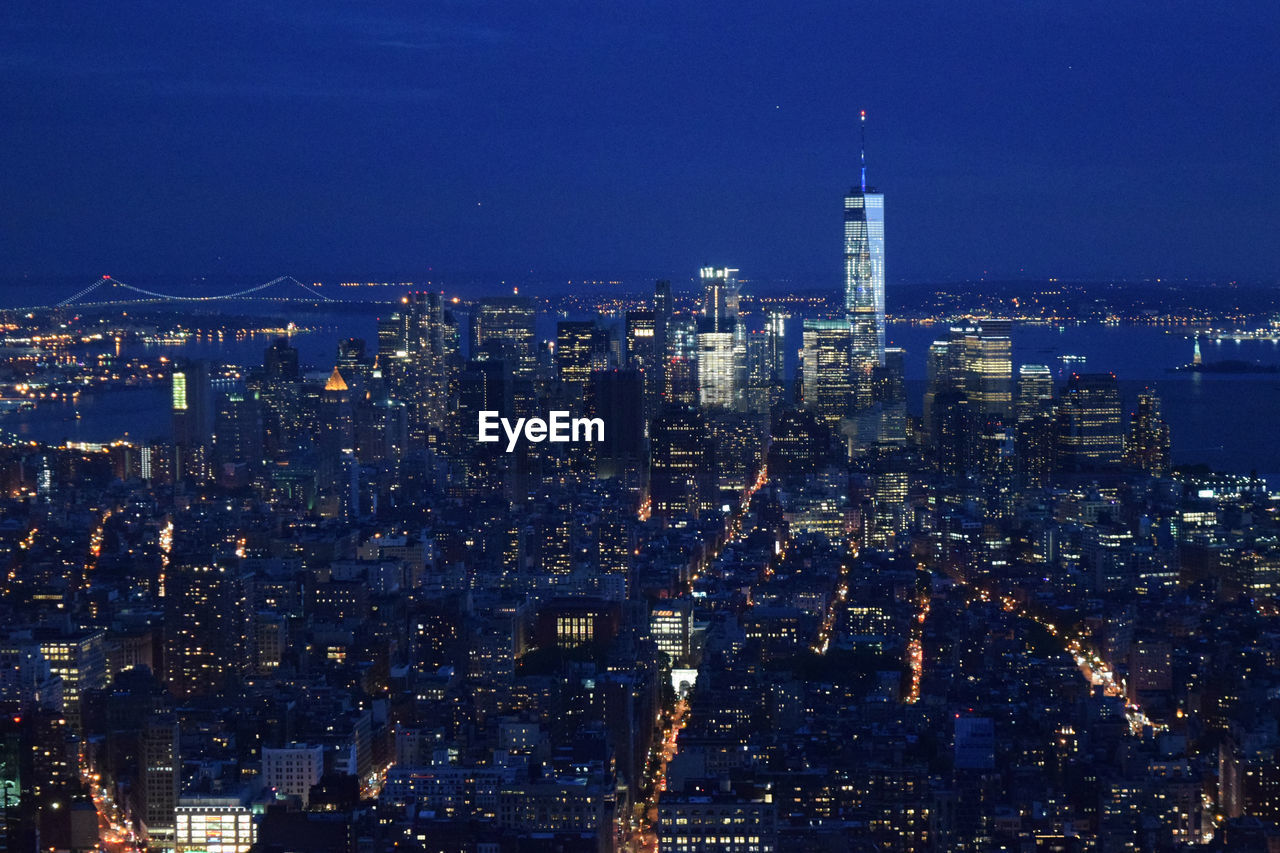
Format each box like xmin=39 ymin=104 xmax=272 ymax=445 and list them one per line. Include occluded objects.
xmin=54 ymin=275 xmax=333 ymax=307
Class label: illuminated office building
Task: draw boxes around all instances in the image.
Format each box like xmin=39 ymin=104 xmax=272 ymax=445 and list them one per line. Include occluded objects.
xmin=335 ymin=337 xmax=372 ymax=389
xmin=317 ymin=367 xmax=357 ymax=517
xmin=1124 ymin=390 xmax=1172 ymax=477
xmin=871 ymin=346 xmax=908 ymax=445
xmin=664 ymin=315 xmax=699 ymax=406
xmin=36 ymin=628 xmax=105 ymax=731
xmin=625 ymin=310 xmax=656 ymax=370
xmin=707 ymin=411 xmax=766 ymax=501
xmin=844 ymin=113 xmax=886 ymax=373
xmin=764 ymin=310 xmax=788 ymax=382
xmin=1017 ymin=364 xmax=1055 ymax=422
xmin=1057 ymin=373 xmax=1124 ymax=469
xmin=555 ymin=321 xmax=603 ymax=389
xmin=472 ymin=296 xmax=537 ymax=378
xmin=172 ymin=360 xmax=214 ymax=482
xmin=696 ymin=267 xmax=743 ymax=409
xmin=1015 ymin=364 xmax=1058 ymax=489
xmin=649 ymin=406 xmax=712 ymax=522
xmin=922 ymin=322 xmax=1013 ymax=464
xmin=699 ymin=267 xmax=739 ymax=331
xmin=801 ymin=319 xmax=854 ymax=425
xmin=868 ymin=460 xmax=910 ymax=550
xmin=318 ymin=368 xmax=354 ymax=454
xmin=697 ymin=331 xmax=738 ymax=409
xmin=263 ymin=744 xmax=323 ymax=809
xmin=923 ymin=340 xmax=955 ymax=444
xmin=768 ymin=407 xmax=830 ymax=478
xmin=143 ymin=711 xmax=180 ymax=843
xmin=743 ymin=311 xmax=788 ymax=413
xmin=402 ymin=292 xmax=457 ymax=446
xmin=659 ymin=780 xmax=777 ymax=853
xmin=649 ymin=599 xmax=693 ymax=665
xmin=962 ymin=319 xmax=1013 ymax=419
xmin=213 ymin=391 xmax=263 ymax=474
xmin=255 ymin=338 xmax=302 ymax=456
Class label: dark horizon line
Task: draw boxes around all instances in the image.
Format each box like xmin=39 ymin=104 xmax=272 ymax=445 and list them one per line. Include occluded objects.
xmin=1 ymin=272 xmax=1275 ymax=295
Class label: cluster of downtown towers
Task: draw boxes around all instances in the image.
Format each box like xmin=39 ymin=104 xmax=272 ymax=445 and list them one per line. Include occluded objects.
xmin=1 ymin=161 xmax=1217 ymax=853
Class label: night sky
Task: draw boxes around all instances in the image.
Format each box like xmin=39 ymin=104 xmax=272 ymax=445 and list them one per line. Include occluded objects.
xmin=2 ymin=1 xmax=1277 ymax=287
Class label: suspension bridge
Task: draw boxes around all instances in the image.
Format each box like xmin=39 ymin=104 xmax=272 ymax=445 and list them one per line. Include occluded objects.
xmin=43 ymin=275 xmax=335 ymax=309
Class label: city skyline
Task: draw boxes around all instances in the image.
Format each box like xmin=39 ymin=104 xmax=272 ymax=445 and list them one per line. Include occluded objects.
xmin=4 ymin=5 xmax=1280 ymax=853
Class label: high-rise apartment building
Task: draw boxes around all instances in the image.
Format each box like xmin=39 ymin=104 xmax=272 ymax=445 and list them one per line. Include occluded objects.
xmin=165 ymin=558 xmax=253 ymax=699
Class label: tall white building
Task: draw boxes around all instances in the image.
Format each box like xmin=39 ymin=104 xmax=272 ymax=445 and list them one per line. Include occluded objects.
xmin=696 ymin=267 xmax=744 ymax=409
xmin=697 ymin=331 xmax=738 ymax=409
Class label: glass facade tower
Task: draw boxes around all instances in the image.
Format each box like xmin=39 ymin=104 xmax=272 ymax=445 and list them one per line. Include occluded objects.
xmin=844 ymin=125 xmax=885 ymax=372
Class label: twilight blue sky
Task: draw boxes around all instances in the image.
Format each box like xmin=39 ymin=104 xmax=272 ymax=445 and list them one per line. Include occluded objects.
xmin=1 ymin=1 xmax=1277 ymax=287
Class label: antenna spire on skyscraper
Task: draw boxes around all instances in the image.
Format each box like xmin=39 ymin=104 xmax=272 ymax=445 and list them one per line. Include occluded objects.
xmin=860 ymin=109 xmax=867 ymax=193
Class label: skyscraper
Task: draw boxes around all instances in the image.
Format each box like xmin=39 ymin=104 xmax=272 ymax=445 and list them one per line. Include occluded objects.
xmin=589 ymin=369 xmax=646 ymax=486
xmin=1124 ymin=390 xmax=1172 ymax=477
xmin=625 ymin=309 xmax=660 ymax=415
xmin=844 ymin=112 xmax=886 ymax=373
xmin=317 ymin=367 xmax=357 ymax=517
xmin=555 ymin=321 xmax=602 ymax=390
xmin=1016 ymin=364 xmax=1057 ymax=489
xmin=801 ymin=319 xmax=854 ymax=425
xmin=653 ymin=279 xmax=673 ymax=397
xmin=696 ymin=267 xmax=743 ymax=410
xmin=699 ymin=267 xmax=739 ymax=333
xmin=401 ymin=291 xmax=457 ymax=447
xmin=255 ymin=338 xmax=302 ymax=456
xmin=1017 ymin=364 xmax=1055 ymax=422
xmin=963 ymin=319 xmax=1014 ymax=420
xmin=649 ymin=406 xmax=712 ymax=523
xmin=1057 ymin=373 xmax=1124 ymax=470
xmin=697 ymin=331 xmax=737 ymax=409
xmin=472 ymin=296 xmax=537 ymax=379
xmin=172 ymin=359 xmax=214 ymax=483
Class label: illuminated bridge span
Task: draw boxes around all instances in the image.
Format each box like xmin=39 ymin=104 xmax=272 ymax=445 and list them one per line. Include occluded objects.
xmin=54 ymin=275 xmax=334 ymax=308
